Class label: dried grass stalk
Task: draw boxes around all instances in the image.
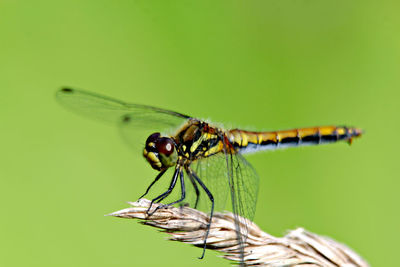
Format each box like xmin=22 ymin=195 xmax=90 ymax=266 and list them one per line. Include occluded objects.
xmin=108 ymin=199 xmax=369 ymax=267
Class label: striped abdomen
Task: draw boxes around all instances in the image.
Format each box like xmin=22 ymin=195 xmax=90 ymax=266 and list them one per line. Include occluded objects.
xmin=228 ymin=126 xmax=363 ymax=154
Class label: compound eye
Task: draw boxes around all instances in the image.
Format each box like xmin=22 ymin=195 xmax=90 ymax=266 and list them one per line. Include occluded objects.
xmin=156 ymin=137 xmax=175 ymax=156
xmin=146 ymin=132 xmax=161 ymax=145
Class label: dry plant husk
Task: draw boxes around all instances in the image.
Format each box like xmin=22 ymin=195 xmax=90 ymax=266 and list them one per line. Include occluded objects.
xmin=108 ymin=199 xmax=369 ymax=267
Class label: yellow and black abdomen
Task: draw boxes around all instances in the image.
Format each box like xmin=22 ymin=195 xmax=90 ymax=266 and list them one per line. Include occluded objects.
xmin=228 ymin=126 xmax=363 ymax=154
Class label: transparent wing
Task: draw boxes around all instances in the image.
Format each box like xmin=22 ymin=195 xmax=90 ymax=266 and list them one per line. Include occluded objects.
xmin=56 ymin=88 xmax=191 ymax=150
xmin=185 ymin=150 xmax=259 ymax=220
xmin=222 ymin=143 xmax=259 ymax=262
xmin=185 ymin=154 xmax=231 ymax=213
xmin=183 ymin=147 xmax=259 ymax=264
xmin=226 ymin=152 xmax=259 ymax=222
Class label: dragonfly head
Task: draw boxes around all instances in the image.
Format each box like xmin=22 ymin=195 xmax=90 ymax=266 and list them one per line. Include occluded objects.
xmin=143 ymin=132 xmax=178 ymax=171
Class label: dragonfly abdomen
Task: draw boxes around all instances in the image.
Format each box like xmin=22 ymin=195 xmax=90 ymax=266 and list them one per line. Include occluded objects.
xmin=228 ymin=126 xmax=363 ymax=153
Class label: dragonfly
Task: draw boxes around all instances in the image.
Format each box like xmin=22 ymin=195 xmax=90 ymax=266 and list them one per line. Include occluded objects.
xmin=56 ymin=88 xmax=363 ymax=264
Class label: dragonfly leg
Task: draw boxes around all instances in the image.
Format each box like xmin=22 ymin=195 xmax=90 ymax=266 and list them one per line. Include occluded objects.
xmin=154 ymin=170 xmax=186 ymax=212
xmin=188 ymin=167 xmax=214 ymax=260
xmin=188 ymin=172 xmax=200 ymax=209
xmin=138 ymin=169 xmax=167 ymax=200
xmin=147 ymin=167 xmax=180 ymax=216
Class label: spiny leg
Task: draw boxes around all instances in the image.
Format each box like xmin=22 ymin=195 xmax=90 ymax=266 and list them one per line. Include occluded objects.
xmin=188 ymin=172 xmax=200 ymax=209
xmin=138 ymin=169 xmax=167 ymax=200
xmin=147 ymin=168 xmax=179 ymax=216
xmin=188 ymin=167 xmax=214 ymax=260
xmin=154 ymin=170 xmax=186 ymax=212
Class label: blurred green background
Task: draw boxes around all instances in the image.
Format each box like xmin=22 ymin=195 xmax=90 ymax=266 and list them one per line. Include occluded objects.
xmin=1 ymin=1 xmax=398 ymax=266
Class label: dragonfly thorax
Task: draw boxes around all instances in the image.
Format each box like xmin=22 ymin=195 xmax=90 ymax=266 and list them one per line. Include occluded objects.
xmin=143 ymin=132 xmax=178 ymax=171
xmin=174 ymin=120 xmax=228 ymax=160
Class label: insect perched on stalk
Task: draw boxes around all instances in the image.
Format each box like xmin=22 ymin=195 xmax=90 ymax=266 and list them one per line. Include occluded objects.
xmin=57 ymin=88 xmax=363 ymax=264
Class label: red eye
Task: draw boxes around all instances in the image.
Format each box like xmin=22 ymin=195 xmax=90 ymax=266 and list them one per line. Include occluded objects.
xmin=156 ymin=137 xmax=175 ymax=156
xmin=146 ymin=132 xmax=160 ymax=145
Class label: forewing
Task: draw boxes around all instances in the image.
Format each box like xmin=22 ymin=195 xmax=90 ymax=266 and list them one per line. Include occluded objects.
xmin=185 ymin=154 xmax=230 ymax=213
xmin=184 ymin=150 xmax=259 ymax=221
xmin=56 ymin=88 xmax=190 ymax=150
xmin=119 ymin=111 xmax=189 ymax=150
xmin=226 ymin=152 xmax=259 ymax=222
xmin=223 ymin=142 xmax=260 ymax=262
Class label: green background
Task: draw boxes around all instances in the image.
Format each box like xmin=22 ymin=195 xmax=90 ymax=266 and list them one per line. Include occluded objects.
xmin=1 ymin=1 xmax=398 ymax=266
